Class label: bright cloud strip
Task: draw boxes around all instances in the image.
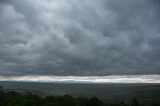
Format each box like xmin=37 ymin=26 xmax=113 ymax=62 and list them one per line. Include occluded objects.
xmin=0 ymin=75 xmax=160 ymax=83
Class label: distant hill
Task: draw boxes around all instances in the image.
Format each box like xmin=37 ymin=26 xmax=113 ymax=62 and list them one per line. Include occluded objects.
xmin=0 ymin=81 xmax=160 ymax=102
xmin=1 ymin=82 xmax=160 ymax=106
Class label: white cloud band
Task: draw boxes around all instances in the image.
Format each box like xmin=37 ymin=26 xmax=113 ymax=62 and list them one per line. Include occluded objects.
xmin=0 ymin=75 xmax=160 ymax=83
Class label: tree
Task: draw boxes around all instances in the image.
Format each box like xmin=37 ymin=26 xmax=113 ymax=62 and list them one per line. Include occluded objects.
xmin=131 ymin=98 xmax=139 ymax=106
xmin=0 ymin=86 xmax=4 ymax=105
xmin=87 ymin=97 xmax=103 ymax=106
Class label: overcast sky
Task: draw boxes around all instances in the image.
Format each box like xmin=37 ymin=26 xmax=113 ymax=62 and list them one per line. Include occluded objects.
xmin=0 ymin=0 xmax=160 ymax=76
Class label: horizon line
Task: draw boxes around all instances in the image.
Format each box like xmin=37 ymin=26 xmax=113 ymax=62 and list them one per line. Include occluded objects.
xmin=0 ymin=75 xmax=160 ymax=84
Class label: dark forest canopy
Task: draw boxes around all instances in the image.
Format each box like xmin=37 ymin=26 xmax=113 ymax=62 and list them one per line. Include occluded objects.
xmin=0 ymin=86 xmax=160 ymax=106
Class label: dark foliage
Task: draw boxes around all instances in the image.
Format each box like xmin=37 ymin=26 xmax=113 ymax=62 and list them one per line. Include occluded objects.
xmin=0 ymin=86 xmax=159 ymax=106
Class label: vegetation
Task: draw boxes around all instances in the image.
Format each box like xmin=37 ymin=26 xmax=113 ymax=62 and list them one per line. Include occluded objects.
xmin=0 ymin=86 xmax=160 ymax=106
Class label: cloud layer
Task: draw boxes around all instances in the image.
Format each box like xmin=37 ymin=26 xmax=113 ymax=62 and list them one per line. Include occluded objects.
xmin=0 ymin=0 xmax=160 ymax=76
xmin=0 ymin=75 xmax=160 ymax=83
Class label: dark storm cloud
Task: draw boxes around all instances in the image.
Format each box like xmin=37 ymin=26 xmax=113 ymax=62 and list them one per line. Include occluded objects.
xmin=0 ymin=0 xmax=160 ymax=76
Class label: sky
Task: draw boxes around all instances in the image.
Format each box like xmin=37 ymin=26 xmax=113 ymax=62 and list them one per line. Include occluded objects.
xmin=0 ymin=75 xmax=160 ymax=83
xmin=0 ymin=0 xmax=160 ymax=78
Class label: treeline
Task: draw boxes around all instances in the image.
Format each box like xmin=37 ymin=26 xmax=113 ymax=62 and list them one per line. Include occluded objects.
xmin=0 ymin=86 xmax=158 ymax=106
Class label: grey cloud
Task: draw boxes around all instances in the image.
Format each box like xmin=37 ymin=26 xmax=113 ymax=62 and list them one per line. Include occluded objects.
xmin=0 ymin=0 xmax=160 ymax=76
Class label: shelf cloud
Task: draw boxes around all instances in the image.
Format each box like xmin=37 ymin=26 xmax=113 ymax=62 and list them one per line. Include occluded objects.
xmin=0 ymin=0 xmax=160 ymax=76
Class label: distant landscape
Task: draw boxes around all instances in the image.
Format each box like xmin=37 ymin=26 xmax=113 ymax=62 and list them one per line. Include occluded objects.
xmin=1 ymin=82 xmax=160 ymax=106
